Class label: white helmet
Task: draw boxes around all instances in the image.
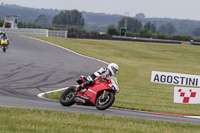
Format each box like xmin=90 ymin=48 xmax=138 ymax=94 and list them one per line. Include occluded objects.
xmin=108 ymin=63 xmax=119 ymax=76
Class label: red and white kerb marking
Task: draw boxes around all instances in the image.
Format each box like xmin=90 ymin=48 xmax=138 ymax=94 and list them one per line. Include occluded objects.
xmin=174 ymin=87 xmax=200 ymax=104
xmin=142 ymin=111 xmax=200 ymax=119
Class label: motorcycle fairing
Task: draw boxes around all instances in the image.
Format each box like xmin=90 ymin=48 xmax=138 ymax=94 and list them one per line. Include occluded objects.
xmin=76 ymin=78 xmax=115 ymax=103
xmin=1 ymin=39 xmax=8 ymax=45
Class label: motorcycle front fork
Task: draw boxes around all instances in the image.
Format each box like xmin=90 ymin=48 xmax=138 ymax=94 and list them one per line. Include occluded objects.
xmin=102 ymin=90 xmax=106 ymax=99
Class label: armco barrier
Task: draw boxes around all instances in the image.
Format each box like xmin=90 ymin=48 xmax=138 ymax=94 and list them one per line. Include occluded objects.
xmin=48 ymin=30 xmax=68 ymax=38
xmin=0 ymin=28 xmax=67 ymax=38
xmin=112 ymin=35 xmax=193 ymax=45
xmin=1 ymin=27 xmax=200 ymax=45
xmin=68 ymin=34 xmax=199 ymax=45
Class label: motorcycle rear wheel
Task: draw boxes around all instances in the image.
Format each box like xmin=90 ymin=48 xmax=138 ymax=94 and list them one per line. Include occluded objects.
xmin=60 ymin=86 xmax=76 ymax=106
xmin=95 ymin=91 xmax=115 ymax=110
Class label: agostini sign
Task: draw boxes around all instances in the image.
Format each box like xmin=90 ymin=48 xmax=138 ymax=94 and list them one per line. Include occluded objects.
xmin=151 ymin=71 xmax=200 ymax=104
xmin=151 ymin=71 xmax=200 ymax=87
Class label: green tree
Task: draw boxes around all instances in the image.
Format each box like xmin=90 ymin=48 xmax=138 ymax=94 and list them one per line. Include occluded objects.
xmin=106 ymin=25 xmax=119 ymax=35
xmin=144 ymin=22 xmax=156 ymax=33
xmin=159 ymin=23 xmax=176 ymax=34
xmin=144 ymin=22 xmax=151 ymax=31
xmin=192 ymin=27 xmax=200 ymax=37
xmin=52 ymin=9 xmax=84 ymax=27
xmin=118 ymin=17 xmax=142 ymax=33
xmin=139 ymin=29 xmax=152 ymax=38
xmin=135 ymin=13 xmax=145 ymax=19
xmin=67 ymin=26 xmax=87 ymax=34
xmin=0 ymin=19 xmax=3 ymax=27
xmin=90 ymin=30 xmax=99 ymax=36
xmin=35 ymin=15 xmax=48 ymax=25
xmin=150 ymin=23 xmax=156 ymax=33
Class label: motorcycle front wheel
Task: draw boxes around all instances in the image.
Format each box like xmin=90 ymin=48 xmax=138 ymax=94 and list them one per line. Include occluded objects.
xmin=95 ymin=91 xmax=115 ymax=110
xmin=3 ymin=46 xmax=6 ymax=52
xmin=60 ymin=86 xmax=76 ymax=106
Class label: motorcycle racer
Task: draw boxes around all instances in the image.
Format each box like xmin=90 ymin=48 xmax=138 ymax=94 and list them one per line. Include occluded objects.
xmin=0 ymin=31 xmax=3 ymax=37
xmin=1 ymin=32 xmax=9 ymax=47
xmin=76 ymin=63 xmax=119 ymax=92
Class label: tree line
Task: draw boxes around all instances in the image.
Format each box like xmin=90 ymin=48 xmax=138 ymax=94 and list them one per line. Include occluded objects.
xmin=2 ymin=4 xmax=200 ymax=37
xmin=1 ymin=6 xmax=200 ymax=41
xmin=47 ymin=10 xmax=192 ymax=38
xmin=107 ymin=17 xmax=177 ymax=36
xmin=49 ymin=10 xmax=200 ymax=37
xmin=35 ymin=10 xmax=179 ymax=36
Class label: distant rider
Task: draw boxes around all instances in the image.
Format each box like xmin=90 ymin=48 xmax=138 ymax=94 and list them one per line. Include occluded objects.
xmin=1 ymin=32 xmax=9 ymax=47
xmin=0 ymin=31 xmax=3 ymax=37
xmin=76 ymin=63 xmax=119 ymax=92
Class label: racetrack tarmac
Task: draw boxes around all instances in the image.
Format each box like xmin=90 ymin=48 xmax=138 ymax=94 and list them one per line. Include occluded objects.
xmin=1 ymin=34 xmax=200 ymax=124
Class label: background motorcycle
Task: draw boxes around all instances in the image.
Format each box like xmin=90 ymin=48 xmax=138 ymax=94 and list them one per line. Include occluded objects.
xmin=60 ymin=76 xmax=119 ymax=110
xmin=1 ymin=39 xmax=8 ymax=52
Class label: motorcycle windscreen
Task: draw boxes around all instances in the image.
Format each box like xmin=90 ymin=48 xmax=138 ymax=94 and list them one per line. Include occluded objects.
xmin=111 ymin=77 xmax=119 ymax=92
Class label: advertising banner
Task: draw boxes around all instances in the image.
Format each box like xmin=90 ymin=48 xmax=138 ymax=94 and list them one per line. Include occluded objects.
xmin=174 ymin=87 xmax=200 ymax=104
xmin=151 ymin=71 xmax=200 ymax=87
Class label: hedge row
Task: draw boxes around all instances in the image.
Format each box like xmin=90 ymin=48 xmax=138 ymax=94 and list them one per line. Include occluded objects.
xmin=126 ymin=31 xmax=196 ymax=41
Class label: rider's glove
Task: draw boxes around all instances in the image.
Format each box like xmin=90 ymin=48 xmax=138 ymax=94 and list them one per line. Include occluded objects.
xmin=109 ymin=84 xmax=113 ymax=88
xmin=87 ymin=75 xmax=94 ymax=81
xmin=98 ymin=75 xmax=105 ymax=79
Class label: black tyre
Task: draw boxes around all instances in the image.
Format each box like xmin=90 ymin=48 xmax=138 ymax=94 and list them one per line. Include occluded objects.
xmin=95 ymin=91 xmax=115 ymax=110
xmin=3 ymin=46 xmax=6 ymax=52
xmin=60 ymin=86 xmax=76 ymax=106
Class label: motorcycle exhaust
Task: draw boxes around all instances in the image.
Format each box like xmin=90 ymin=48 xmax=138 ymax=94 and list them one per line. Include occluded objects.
xmin=75 ymin=97 xmax=85 ymax=104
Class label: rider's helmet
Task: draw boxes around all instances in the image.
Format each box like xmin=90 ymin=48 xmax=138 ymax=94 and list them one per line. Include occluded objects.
xmin=2 ymin=33 xmax=6 ymax=39
xmin=108 ymin=63 xmax=119 ymax=76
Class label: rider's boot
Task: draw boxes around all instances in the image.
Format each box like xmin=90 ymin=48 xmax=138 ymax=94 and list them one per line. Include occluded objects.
xmin=76 ymin=81 xmax=94 ymax=92
xmin=76 ymin=83 xmax=85 ymax=92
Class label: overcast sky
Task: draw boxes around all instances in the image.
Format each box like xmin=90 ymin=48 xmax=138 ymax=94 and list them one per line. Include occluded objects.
xmin=2 ymin=0 xmax=200 ymax=20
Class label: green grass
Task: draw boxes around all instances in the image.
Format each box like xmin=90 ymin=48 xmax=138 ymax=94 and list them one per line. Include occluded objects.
xmin=1 ymin=106 xmax=200 ymax=133
xmin=34 ymin=36 xmax=200 ymax=116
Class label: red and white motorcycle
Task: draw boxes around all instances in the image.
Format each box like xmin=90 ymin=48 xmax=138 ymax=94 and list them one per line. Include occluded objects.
xmin=60 ymin=75 xmax=119 ymax=110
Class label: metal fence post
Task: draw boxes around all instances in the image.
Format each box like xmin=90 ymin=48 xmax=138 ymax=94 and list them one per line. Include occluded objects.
xmin=65 ymin=31 xmax=68 ymax=38
xmin=46 ymin=30 xmax=49 ymax=37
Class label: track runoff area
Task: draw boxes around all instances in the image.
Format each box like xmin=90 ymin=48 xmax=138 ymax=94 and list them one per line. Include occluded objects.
xmin=32 ymin=36 xmax=200 ymax=121
xmin=151 ymin=71 xmax=200 ymax=119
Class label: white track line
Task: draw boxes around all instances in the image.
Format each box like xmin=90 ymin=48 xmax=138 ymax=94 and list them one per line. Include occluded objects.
xmin=184 ymin=116 xmax=200 ymax=119
xmin=26 ymin=36 xmax=108 ymax=98
xmin=37 ymin=87 xmax=68 ymax=98
xmin=27 ymin=36 xmax=109 ymax=65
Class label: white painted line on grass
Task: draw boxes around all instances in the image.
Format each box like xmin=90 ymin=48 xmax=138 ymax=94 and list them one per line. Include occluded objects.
xmin=23 ymin=36 xmax=108 ymax=98
xmin=26 ymin=36 xmax=109 ymax=65
xmin=37 ymin=87 xmax=68 ymax=98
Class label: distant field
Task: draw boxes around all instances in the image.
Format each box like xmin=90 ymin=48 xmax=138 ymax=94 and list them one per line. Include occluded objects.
xmin=35 ymin=36 xmax=200 ymax=116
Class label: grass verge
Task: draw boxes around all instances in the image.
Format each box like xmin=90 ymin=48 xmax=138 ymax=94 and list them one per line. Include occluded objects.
xmin=1 ymin=106 xmax=200 ymax=132
xmin=33 ymin=36 xmax=200 ymax=116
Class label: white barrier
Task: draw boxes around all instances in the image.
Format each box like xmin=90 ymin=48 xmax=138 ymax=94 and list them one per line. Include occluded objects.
xmin=0 ymin=28 xmax=67 ymax=38
xmin=48 ymin=30 xmax=68 ymax=38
